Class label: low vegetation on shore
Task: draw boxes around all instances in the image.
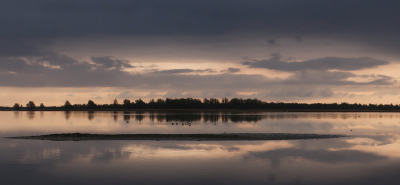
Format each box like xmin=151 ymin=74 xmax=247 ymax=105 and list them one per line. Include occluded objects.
xmin=7 ymin=133 xmax=346 ymax=141
xmin=6 ymin=98 xmax=400 ymax=110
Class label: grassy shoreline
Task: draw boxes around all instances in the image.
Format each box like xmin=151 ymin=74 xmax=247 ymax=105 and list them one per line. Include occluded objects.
xmin=2 ymin=109 xmax=400 ymax=112
xmin=7 ymin=133 xmax=347 ymax=141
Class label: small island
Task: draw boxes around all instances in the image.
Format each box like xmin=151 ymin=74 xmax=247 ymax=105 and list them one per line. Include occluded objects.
xmin=7 ymin=133 xmax=347 ymax=141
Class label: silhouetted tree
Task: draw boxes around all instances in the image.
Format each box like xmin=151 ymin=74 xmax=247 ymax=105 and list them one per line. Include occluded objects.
xmin=63 ymin=100 xmax=72 ymax=109
xmin=148 ymin=99 xmax=156 ymax=108
xmin=203 ymin=98 xmax=210 ymax=104
xmin=111 ymin=98 xmax=119 ymax=109
xmin=123 ymin=99 xmax=130 ymax=105
xmin=222 ymin=98 xmax=229 ymax=104
xmin=156 ymin=98 xmax=166 ymax=108
xmin=135 ymin=99 xmax=145 ymax=109
xmin=15 ymin=97 xmax=400 ymax=110
xmin=26 ymin=101 xmax=36 ymax=109
xmin=123 ymin=99 xmax=131 ymax=108
xmin=40 ymin=103 xmax=45 ymax=108
xmin=13 ymin=103 xmax=20 ymax=109
xmin=87 ymin=100 xmax=97 ymax=109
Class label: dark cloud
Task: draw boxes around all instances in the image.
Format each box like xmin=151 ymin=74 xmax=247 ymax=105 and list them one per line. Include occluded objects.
xmin=37 ymin=53 xmax=83 ymax=68
xmin=160 ymin=90 xmax=242 ymax=99
xmin=220 ymin=67 xmax=240 ymax=73
xmin=280 ymin=70 xmax=394 ymax=86
xmin=243 ymin=54 xmax=388 ymax=71
xmin=91 ymin=56 xmax=134 ymax=70
xmin=227 ymin=68 xmax=240 ymax=73
xmin=0 ymin=0 xmax=400 ymax=64
xmin=0 ymin=52 xmax=394 ymax=91
xmin=151 ymin=68 xmax=215 ymax=74
xmin=294 ymin=36 xmax=302 ymax=42
xmin=281 ymin=70 xmax=355 ymax=85
xmin=1 ymin=0 xmax=400 ymax=39
xmin=359 ymin=74 xmax=392 ymax=79
xmin=0 ymin=58 xmax=28 ymax=72
xmin=226 ymin=147 xmax=240 ymax=152
xmin=0 ymin=40 xmax=48 ymax=57
xmin=154 ymin=145 xmax=216 ymax=151
xmin=319 ymin=88 xmax=334 ymax=97
xmin=267 ymin=39 xmax=276 ymax=45
xmin=267 ymin=88 xmax=334 ymax=98
xmin=0 ymin=53 xmax=133 ymax=87
xmin=116 ymin=91 xmax=136 ymax=99
xmin=0 ymin=53 xmax=270 ymax=88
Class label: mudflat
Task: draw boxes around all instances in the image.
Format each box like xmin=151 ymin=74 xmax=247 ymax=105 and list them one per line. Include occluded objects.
xmin=7 ymin=133 xmax=346 ymax=141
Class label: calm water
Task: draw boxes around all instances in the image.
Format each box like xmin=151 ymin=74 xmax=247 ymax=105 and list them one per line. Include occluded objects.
xmin=1 ymin=111 xmax=400 ymax=185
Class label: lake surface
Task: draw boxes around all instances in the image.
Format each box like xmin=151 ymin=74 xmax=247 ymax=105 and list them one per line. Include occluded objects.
xmin=1 ymin=111 xmax=400 ymax=185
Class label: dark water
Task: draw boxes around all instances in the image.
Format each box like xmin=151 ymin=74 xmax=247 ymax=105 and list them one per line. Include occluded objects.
xmin=1 ymin=111 xmax=400 ymax=185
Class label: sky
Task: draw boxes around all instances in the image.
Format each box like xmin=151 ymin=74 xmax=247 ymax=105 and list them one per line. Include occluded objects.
xmin=1 ymin=0 xmax=400 ymax=106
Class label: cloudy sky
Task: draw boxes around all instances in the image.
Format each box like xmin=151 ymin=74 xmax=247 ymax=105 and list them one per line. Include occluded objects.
xmin=1 ymin=0 xmax=400 ymax=106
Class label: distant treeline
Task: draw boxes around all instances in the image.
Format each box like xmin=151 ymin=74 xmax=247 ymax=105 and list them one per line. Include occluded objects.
xmin=7 ymin=98 xmax=400 ymax=110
